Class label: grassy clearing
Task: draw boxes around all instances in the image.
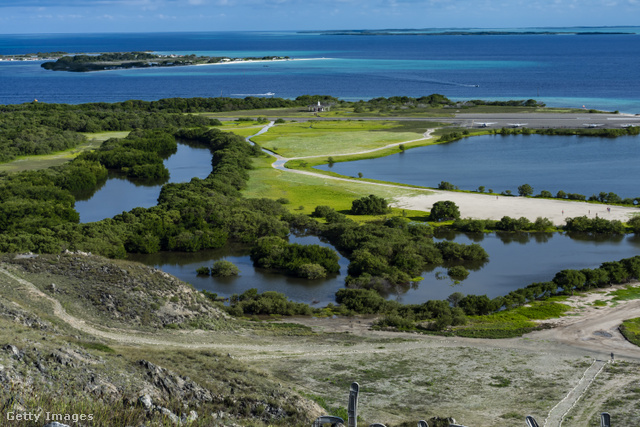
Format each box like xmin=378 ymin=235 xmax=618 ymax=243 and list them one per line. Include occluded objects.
xmin=218 ymin=121 xmax=269 ymax=138
xmin=452 ymin=299 xmax=572 ymax=338
xmin=620 ymin=318 xmax=640 ymax=347
xmin=243 ymin=155 xmax=429 ymax=219
xmin=0 ymin=132 xmax=129 ymax=173
xmin=251 ymin=120 xmax=434 ymax=158
xmin=254 ymin=338 xmax=583 ymax=426
xmin=609 ymin=284 xmax=640 ymax=302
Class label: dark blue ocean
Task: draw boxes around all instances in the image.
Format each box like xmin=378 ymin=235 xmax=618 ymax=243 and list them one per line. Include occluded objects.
xmin=1 ymin=29 xmax=640 ymax=113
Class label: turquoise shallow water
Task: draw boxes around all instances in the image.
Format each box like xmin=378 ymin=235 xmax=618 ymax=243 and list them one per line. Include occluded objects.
xmin=1 ymin=30 xmax=640 ymax=112
xmin=317 ymin=134 xmax=640 ymax=199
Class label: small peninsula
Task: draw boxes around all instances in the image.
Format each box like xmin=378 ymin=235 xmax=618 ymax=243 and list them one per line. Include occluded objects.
xmin=41 ymin=51 xmax=291 ymax=72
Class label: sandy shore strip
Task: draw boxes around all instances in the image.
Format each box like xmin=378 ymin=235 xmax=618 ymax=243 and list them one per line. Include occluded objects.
xmin=195 ymin=57 xmax=332 ymax=66
xmin=394 ymin=192 xmax=639 ymax=226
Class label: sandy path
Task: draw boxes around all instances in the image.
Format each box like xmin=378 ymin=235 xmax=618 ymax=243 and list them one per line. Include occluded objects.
xmin=544 ymin=359 xmax=608 ymax=427
xmin=4 ymin=262 xmax=640 ymax=362
xmin=531 ymin=293 xmax=640 ymax=359
xmin=394 ymin=193 xmax=637 ymax=226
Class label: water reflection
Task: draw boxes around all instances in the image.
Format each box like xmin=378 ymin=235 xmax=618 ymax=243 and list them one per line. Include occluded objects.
xmin=74 ymin=142 xmax=213 ymax=223
xmin=131 ymin=229 xmax=640 ymax=306
xmin=129 ymin=235 xmax=350 ymax=307
xmin=316 ymin=134 xmax=640 ymax=199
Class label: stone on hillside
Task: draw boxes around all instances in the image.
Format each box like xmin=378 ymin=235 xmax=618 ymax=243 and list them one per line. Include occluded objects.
xmin=138 ymin=394 xmax=154 ymax=411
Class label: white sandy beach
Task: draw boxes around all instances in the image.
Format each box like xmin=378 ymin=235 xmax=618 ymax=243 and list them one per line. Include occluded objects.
xmin=393 ymin=191 xmax=639 ymax=226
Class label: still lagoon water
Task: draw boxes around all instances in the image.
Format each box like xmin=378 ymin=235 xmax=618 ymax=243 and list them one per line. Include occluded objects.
xmin=75 ymin=142 xmax=213 ymax=223
xmin=72 ymin=132 xmax=640 ymax=304
xmin=317 ymin=134 xmax=640 ymax=199
xmin=129 ymin=232 xmax=640 ymax=306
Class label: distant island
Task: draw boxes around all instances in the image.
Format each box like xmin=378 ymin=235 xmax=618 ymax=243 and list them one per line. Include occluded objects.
xmin=306 ymin=29 xmax=630 ymax=36
xmin=40 ymin=51 xmax=291 ymax=72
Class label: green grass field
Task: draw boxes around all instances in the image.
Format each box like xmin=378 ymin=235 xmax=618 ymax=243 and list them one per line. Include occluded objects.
xmin=217 ymin=121 xmax=267 ymax=138
xmin=452 ymin=299 xmax=572 ymax=338
xmin=609 ymin=285 xmax=640 ymax=302
xmin=620 ymin=318 xmax=640 ymax=347
xmin=251 ymin=120 xmax=436 ymax=158
xmin=243 ymin=154 xmax=429 ymax=220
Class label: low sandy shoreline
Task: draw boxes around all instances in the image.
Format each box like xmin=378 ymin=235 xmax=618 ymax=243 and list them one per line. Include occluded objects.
xmin=394 ymin=192 xmax=638 ymax=226
xmin=195 ymin=57 xmax=332 ymax=66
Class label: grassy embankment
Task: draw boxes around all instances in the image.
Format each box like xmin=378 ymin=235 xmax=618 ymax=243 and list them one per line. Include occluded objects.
xmin=610 ymin=286 xmax=640 ymax=347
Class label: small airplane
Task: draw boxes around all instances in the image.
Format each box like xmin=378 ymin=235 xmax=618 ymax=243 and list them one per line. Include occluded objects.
xmin=476 ymin=122 xmax=496 ymax=128
xmin=584 ymin=123 xmax=604 ymax=128
xmin=508 ymin=123 xmax=528 ymax=128
xmin=620 ymin=123 xmax=637 ymax=128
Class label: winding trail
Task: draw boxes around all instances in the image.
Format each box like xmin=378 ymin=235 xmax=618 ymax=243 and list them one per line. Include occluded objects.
xmin=2 ymin=263 xmax=640 ymax=427
xmin=3 ymin=263 xmax=640 ymax=362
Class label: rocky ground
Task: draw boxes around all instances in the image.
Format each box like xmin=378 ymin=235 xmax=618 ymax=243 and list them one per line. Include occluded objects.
xmin=1 ymin=253 xmax=640 ymax=426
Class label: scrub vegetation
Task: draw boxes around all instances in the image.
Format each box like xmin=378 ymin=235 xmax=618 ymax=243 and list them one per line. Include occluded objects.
xmin=2 ymin=95 xmax=640 ymax=426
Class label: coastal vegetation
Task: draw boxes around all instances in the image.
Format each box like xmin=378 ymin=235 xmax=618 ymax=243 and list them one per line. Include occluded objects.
xmin=2 ymin=94 xmax=640 ymax=426
xmin=1 ymin=95 xmax=639 ymax=318
xmin=41 ymin=51 xmax=291 ymax=72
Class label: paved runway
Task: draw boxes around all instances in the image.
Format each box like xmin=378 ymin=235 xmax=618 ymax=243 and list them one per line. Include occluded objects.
xmin=438 ymin=112 xmax=640 ymax=129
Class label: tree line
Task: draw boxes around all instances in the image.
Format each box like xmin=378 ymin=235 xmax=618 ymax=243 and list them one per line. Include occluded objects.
xmin=0 ymin=102 xmax=219 ymax=162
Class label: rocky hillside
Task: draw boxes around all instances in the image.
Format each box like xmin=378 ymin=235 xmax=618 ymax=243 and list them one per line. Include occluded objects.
xmin=0 ymin=253 xmax=323 ymax=426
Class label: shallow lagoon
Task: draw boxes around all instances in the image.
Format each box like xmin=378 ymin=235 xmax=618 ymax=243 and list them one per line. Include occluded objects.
xmin=129 ymin=232 xmax=640 ymax=305
xmin=316 ymin=134 xmax=640 ymax=199
xmin=75 ymin=142 xmax=212 ymax=223
xmin=77 ymin=133 xmax=640 ymax=305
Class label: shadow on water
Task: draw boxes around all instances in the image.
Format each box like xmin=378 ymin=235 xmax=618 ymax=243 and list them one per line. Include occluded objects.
xmin=130 ymin=226 xmax=640 ymax=306
xmin=129 ymin=234 xmax=350 ymax=307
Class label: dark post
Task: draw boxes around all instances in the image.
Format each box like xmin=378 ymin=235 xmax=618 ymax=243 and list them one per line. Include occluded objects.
xmin=525 ymin=416 xmax=540 ymax=427
xmin=348 ymin=382 xmax=359 ymax=427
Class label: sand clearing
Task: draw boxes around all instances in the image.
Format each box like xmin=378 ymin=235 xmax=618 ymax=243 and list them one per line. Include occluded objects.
xmin=393 ymin=192 xmax=639 ymax=226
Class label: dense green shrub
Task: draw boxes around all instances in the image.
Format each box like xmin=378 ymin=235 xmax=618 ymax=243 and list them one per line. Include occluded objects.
xmin=447 ymin=265 xmax=470 ymax=280
xmin=250 ymin=236 xmax=340 ymax=278
xmin=429 ymin=200 xmax=460 ymax=221
xmin=211 ymin=260 xmax=240 ymax=277
xmin=564 ymin=216 xmax=625 ymax=234
xmin=350 ymin=194 xmax=390 ymax=215
xmin=437 ymin=181 xmax=458 ymax=190
xmin=229 ymin=289 xmax=313 ymax=316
